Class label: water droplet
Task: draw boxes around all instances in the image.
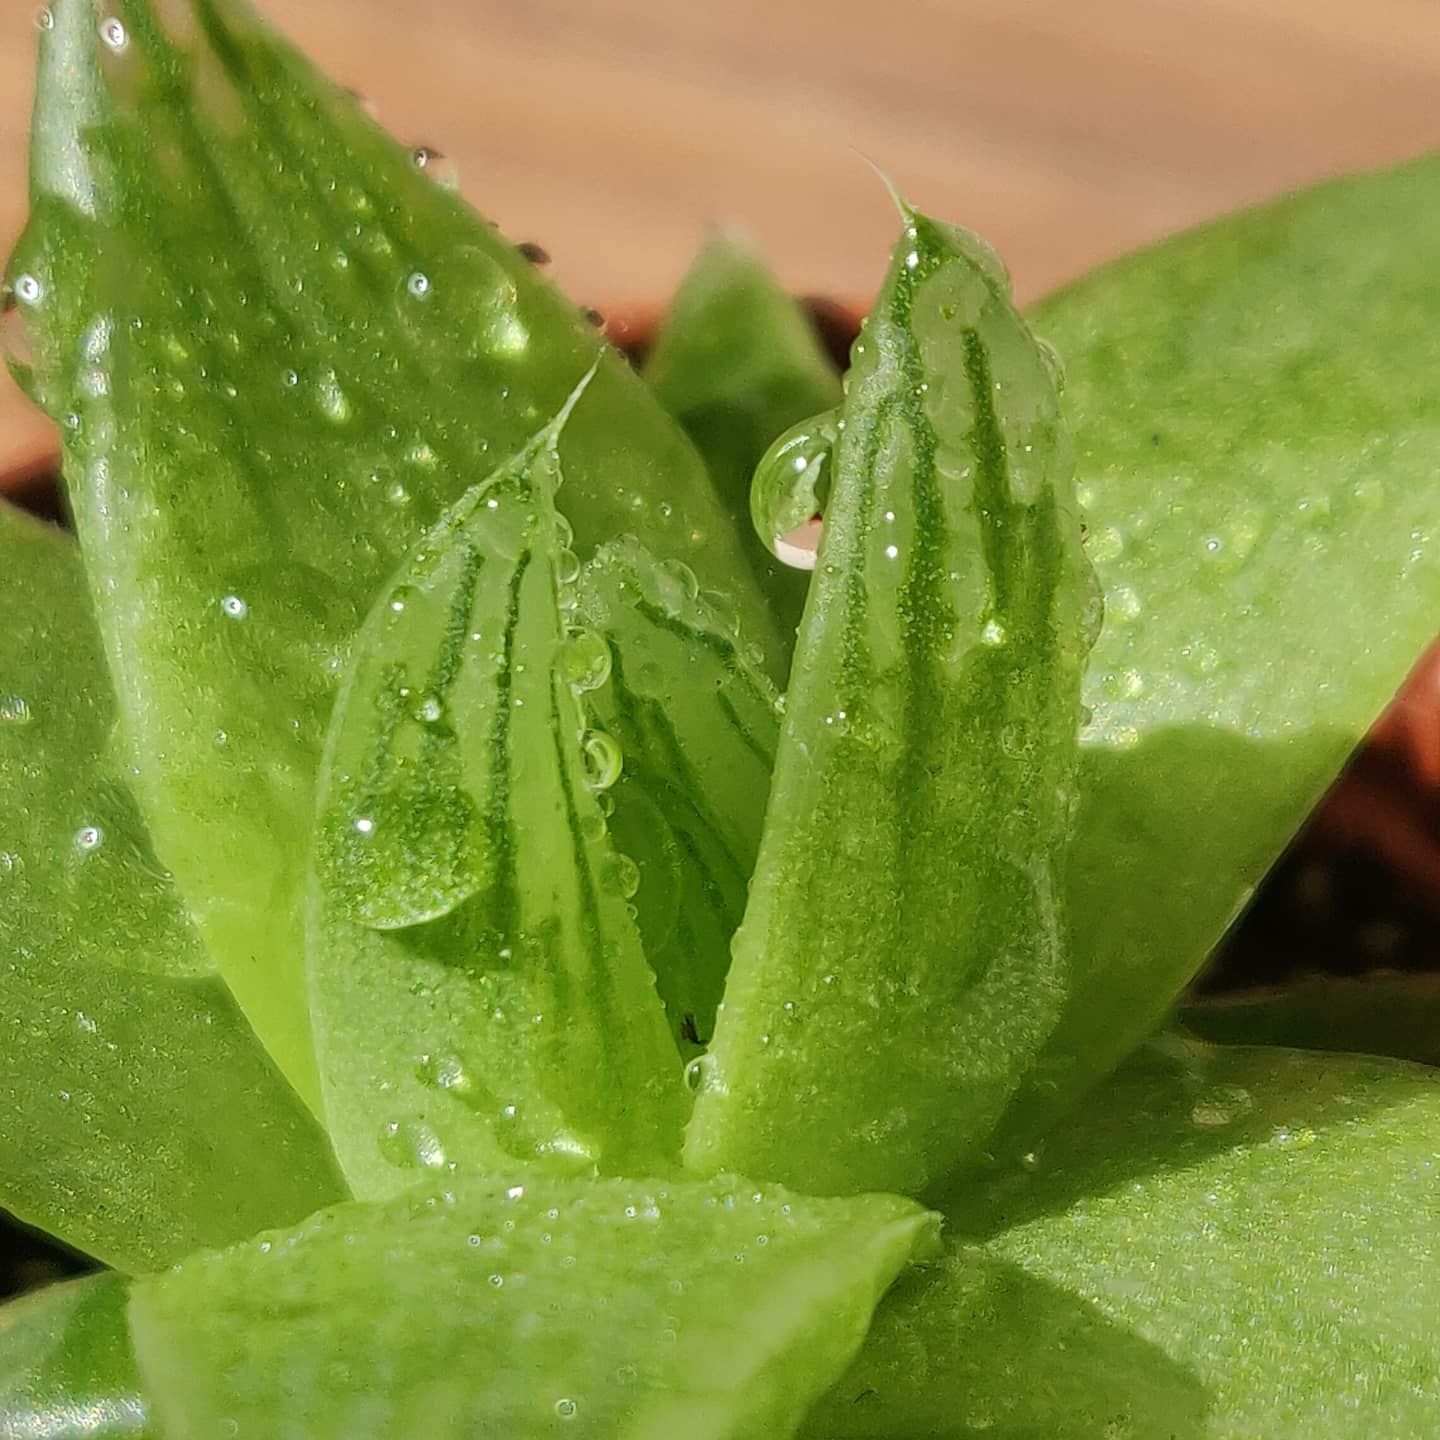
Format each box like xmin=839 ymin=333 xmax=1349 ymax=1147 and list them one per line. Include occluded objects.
xmin=410 ymin=146 xmax=459 ymax=189
xmin=316 ymin=370 xmax=352 ymax=424
xmin=581 ymin=730 xmax=622 ymax=791
xmin=74 ymin=825 xmax=103 ymax=853
xmin=0 ymin=694 xmax=33 ymax=726
xmin=558 ymin=629 xmax=611 ymax=693
xmin=99 ymin=17 xmax=128 ymax=52
xmin=36 ymin=7 xmax=55 ymax=30
xmin=406 ymin=271 xmax=431 ymax=300
xmin=219 ymin=594 xmax=248 ymax=620
xmin=684 ymin=1053 xmax=715 ymax=1093
xmin=980 ymin=618 xmax=1007 ymax=647
xmin=751 ymin=410 xmax=838 ymax=566
xmin=645 ymin=560 xmax=696 ymax=618
xmin=354 ymin=816 xmax=375 ymax=835
xmin=554 ymin=548 xmax=581 ymax=586
xmin=414 ymin=694 xmax=444 ymax=724
xmin=554 ymin=1399 xmax=578 ymax=1420
xmin=378 ymin=1118 xmax=447 ymax=1170
xmin=12 ymin=274 xmax=42 ymax=306
xmin=387 ymin=480 xmax=411 ymax=507
xmin=601 ymin=851 xmax=641 ymax=899
xmin=417 ymin=1052 xmax=470 ymax=1094
xmin=281 ymin=367 xmax=299 ymax=388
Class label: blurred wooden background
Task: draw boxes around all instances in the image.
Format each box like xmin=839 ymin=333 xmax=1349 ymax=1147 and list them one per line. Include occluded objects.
xmin=3 ymin=0 xmax=1440 ymax=467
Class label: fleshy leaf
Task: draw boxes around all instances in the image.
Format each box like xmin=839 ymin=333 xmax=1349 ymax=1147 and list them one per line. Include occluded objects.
xmin=0 ymin=1274 xmax=151 ymax=1440
xmin=309 ymin=400 xmax=686 ymax=1199
xmin=644 ymin=233 xmax=842 ymax=639
xmin=127 ymin=1172 xmax=937 ymax=1440
xmin=993 ymin=154 xmax=1440 ymax=1150
xmin=12 ymin=0 xmax=777 ymax=1107
xmin=0 ymin=502 xmax=344 ymax=1273
xmin=806 ymin=1042 xmax=1440 ymax=1438
xmin=685 ymin=211 xmax=1097 ymax=1196
xmin=1183 ymin=974 xmax=1440 ymax=1068
xmin=574 ymin=537 xmax=781 ymax=1055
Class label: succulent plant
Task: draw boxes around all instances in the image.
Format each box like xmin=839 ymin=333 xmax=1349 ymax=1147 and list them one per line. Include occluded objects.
xmin=3 ymin=3 xmax=1440 ymax=1436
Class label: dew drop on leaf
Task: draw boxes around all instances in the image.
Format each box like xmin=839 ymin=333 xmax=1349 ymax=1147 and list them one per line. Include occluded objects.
xmin=580 ymin=729 xmax=622 ymax=791
xmin=99 ymin=16 xmax=128 ymax=52
xmin=558 ymin=629 xmax=612 ymax=693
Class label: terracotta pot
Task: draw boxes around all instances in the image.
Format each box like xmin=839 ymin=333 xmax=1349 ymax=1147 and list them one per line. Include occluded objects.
xmin=3 ymin=302 xmax=1437 ymax=969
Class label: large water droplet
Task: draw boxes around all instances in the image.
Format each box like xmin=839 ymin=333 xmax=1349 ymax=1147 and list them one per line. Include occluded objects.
xmin=558 ymin=629 xmax=611 ymax=693
xmin=751 ymin=409 xmax=840 ymax=569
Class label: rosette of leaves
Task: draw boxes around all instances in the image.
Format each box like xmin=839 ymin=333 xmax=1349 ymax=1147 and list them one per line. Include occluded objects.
xmin=3 ymin=3 xmax=1440 ymax=1436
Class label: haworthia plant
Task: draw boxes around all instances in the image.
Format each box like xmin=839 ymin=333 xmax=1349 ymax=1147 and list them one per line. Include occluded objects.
xmin=644 ymin=233 xmax=842 ymax=640
xmin=11 ymin=0 xmax=779 ymax=1108
xmin=685 ymin=209 xmax=1098 ymax=1197
xmin=5 ymin=0 xmax=1440 ymax=1434
xmin=0 ymin=500 xmax=344 ymax=1274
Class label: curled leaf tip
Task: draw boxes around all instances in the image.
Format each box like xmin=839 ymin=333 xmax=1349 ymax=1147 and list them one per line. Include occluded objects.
xmin=853 ymin=150 xmax=910 ymax=221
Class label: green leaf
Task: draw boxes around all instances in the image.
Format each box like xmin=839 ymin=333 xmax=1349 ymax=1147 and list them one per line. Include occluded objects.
xmin=806 ymin=1042 xmax=1440 ymax=1438
xmin=994 ymin=154 xmax=1440 ymax=1150
xmin=574 ymin=538 xmax=781 ymax=1056
xmin=1183 ymin=975 xmax=1440 ymax=1068
xmin=309 ymin=396 xmax=686 ymax=1199
xmin=12 ymin=0 xmax=777 ymax=1107
xmin=645 ymin=234 xmax=842 ymax=640
xmin=127 ymin=1172 xmax=937 ymax=1440
xmin=0 ymin=1274 xmax=151 ymax=1440
xmin=685 ymin=211 xmax=1097 ymax=1196
xmin=0 ymin=502 xmax=344 ymax=1272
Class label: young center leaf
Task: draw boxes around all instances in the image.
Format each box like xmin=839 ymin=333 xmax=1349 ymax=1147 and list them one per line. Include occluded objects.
xmin=806 ymin=1041 xmax=1440 ymax=1438
xmin=0 ymin=502 xmax=344 ymax=1275
xmin=645 ymin=234 xmax=842 ymax=641
xmin=574 ymin=538 xmax=781 ymax=1056
xmin=684 ymin=209 xmax=1099 ymax=1197
xmin=11 ymin=0 xmax=778 ymax=1108
xmin=309 ymin=388 xmax=686 ymax=1199
xmin=992 ymin=153 xmax=1440 ymax=1152
xmin=127 ymin=1173 xmax=937 ymax=1440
